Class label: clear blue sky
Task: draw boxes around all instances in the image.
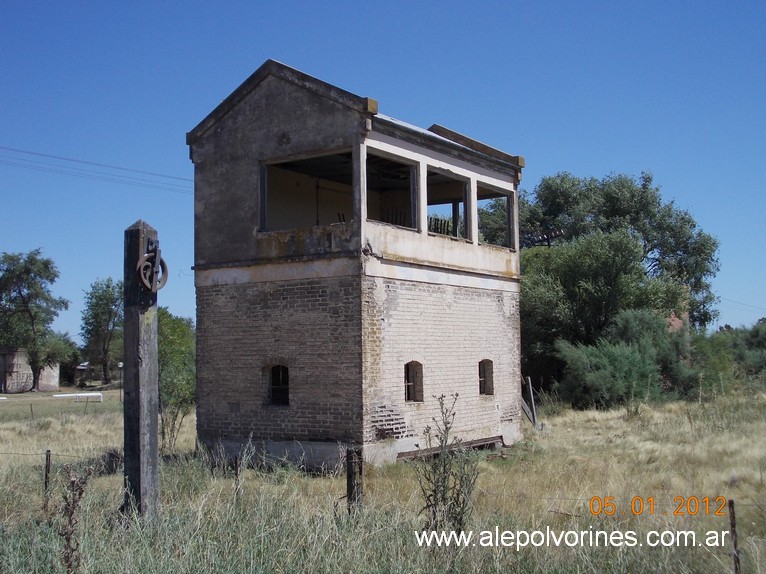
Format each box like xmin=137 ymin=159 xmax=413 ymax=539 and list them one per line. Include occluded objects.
xmin=2 ymin=1 xmax=764 ymax=343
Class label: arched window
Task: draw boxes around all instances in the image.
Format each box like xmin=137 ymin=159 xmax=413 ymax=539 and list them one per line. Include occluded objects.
xmin=479 ymin=360 xmax=494 ymax=395
xmin=404 ymin=361 xmax=423 ymax=402
xmin=270 ymin=365 xmax=289 ymax=405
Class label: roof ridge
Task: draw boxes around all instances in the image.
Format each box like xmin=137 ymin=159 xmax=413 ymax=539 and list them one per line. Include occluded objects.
xmin=427 ymin=124 xmax=524 ymax=168
xmin=187 ymin=59 xmax=377 ymax=144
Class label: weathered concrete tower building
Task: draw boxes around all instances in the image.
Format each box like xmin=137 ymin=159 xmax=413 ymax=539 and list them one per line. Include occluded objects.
xmin=187 ymin=60 xmax=524 ymax=465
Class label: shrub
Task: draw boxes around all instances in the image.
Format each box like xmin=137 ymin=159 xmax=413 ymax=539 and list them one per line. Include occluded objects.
xmin=605 ymin=308 xmax=698 ymax=396
xmin=413 ymin=394 xmax=479 ymax=533
xmin=58 ymin=465 xmax=93 ymax=574
xmin=555 ymin=339 xmax=660 ymax=409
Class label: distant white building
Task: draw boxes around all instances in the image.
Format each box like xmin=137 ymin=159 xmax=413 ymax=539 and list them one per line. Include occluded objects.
xmin=0 ymin=347 xmax=59 ymax=393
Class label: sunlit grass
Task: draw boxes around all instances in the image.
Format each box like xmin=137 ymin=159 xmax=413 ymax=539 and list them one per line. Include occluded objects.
xmin=1 ymin=391 xmax=765 ymax=573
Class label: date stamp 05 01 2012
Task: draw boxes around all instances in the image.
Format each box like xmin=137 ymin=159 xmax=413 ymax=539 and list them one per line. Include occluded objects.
xmin=589 ymin=495 xmax=728 ymax=517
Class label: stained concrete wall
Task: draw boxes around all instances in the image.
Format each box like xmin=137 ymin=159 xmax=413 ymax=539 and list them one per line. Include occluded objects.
xmin=190 ymin=74 xmax=366 ymax=267
xmin=0 ymin=349 xmax=59 ymax=393
xmin=266 ymin=165 xmax=353 ymax=230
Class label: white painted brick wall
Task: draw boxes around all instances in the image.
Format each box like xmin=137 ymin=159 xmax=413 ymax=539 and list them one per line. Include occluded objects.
xmin=362 ymin=276 xmax=521 ymax=445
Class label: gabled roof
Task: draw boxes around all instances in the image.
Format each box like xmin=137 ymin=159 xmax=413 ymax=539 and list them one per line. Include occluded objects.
xmin=187 ymin=59 xmax=378 ymax=144
xmin=187 ymin=60 xmax=524 ymax=172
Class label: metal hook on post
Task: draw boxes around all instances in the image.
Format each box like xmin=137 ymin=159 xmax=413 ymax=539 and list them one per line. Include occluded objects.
xmin=136 ymin=238 xmax=168 ymax=293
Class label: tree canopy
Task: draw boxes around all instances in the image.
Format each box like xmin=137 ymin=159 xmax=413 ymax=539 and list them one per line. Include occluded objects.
xmin=696 ymin=319 xmax=766 ymax=384
xmin=520 ymin=230 xmax=683 ymax=384
xmin=80 ymin=278 xmax=123 ymax=383
xmin=477 ymin=171 xmax=720 ymax=403
xmin=521 ymin=172 xmax=719 ymax=327
xmin=0 ymin=249 xmax=69 ymax=391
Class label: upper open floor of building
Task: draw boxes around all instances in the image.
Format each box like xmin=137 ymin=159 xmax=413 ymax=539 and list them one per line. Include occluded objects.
xmin=188 ymin=60 xmax=524 ymax=281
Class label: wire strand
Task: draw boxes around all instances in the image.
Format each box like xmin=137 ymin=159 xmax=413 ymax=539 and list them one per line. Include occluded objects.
xmin=0 ymin=145 xmax=193 ymax=195
xmin=0 ymin=145 xmax=192 ymax=182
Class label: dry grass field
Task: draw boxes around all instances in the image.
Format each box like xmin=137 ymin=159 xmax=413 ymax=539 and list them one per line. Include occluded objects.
xmin=1 ymin=389 xmax=764 ymax=573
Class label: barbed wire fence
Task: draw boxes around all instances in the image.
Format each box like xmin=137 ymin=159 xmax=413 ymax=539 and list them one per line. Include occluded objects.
xmin=2 ymin=448 xmax=764 ymax=512
xmin=1 ymin=448 xmax=122 ymax=512
xmin=1 ymin=446 xmax=760 ymax=573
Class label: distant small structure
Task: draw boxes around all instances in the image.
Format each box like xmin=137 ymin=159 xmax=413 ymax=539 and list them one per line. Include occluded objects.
xmin=0 ymin=347 xmax=59 ymax=393
xmin=75 ymin=361 xmax=96 ymax=385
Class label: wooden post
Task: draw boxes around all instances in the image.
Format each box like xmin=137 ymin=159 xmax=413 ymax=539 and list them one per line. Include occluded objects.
xmin=122 ymin=221 xmax=161 ymax=518
xmin=526 ymin=376 xmax=537 ymax=427
xmin=728 ymin=499 xmax=740 ymax=574
xmin=43 ymin=449 xmax=51 ymax=513
xmin=346 ymin=446 xmax=363 ymax=514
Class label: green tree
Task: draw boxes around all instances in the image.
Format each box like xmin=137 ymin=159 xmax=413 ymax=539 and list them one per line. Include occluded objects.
xmin=605 ymin=308 xmax=697 ymax=396
xmin=686 ymin=319 xmax=766 ymax=398
xmin=478 ymin=191 xmax=542 ymax=247
xmin=43 ymin=331 xmax=78 ymax=384
xmin=477 ymin=198 xmax=509 ymax=246
xmin=80 ymin=278 xmax=123 ymax=383
xmin=0 ymin=250 xmax=69 ymax=391
xmin=158 ymin=307 xmax=196 ymax=452
xmin=522 ymin=172 xmax=719 ymax=327
xmin=703 ymin=319 xmax=766 ymax=381
xmin=520 ymin=230 xmax=683 ymax=383
xmin=740 ymin=318 xmax=766 ymax=376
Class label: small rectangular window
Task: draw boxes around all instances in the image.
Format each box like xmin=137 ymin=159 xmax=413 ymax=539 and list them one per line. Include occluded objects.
xmin=270 ymin=365 xmax=289 ymax=405
xmin=479 ymin=360 xmax=494 ymax=396
xmin=404 ymin=361 xmax=424 ymax=402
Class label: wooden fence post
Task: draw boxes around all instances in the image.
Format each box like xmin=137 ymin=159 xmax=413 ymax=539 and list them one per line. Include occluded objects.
xmin=728 ymin=499 xmax=740 ymax=574
xmin=43 ymin=449 xmax=51 ymax=513
xmin=525 ymin=376 xmax=537 ymax=427
xmin=346 ymin=446 xmax=363 ymax=514
xmin=122 ymin=220 xmax=166 ymax=519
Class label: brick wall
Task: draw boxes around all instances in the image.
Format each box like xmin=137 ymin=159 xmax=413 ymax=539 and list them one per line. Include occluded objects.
xmin=196 ymin=273 xmax=364 ymax=448
xmin=196 ymin=265 xmax=522 ymax=458
xmin=361 ymin=276 xmax=521 ymax=446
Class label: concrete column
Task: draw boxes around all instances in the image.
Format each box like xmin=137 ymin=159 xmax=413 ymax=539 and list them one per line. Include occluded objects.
xmin=418 ymin=161 xmax=428 ymax=235
xmin=469 ymin=178 xmax=478 ymax=245
xmin=353 ymin=139 xmax=367 ymax=237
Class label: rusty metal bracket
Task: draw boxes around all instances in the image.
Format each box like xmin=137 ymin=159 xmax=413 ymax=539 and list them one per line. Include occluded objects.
xmin=136 ymin=238 xmax=168 ymax=293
